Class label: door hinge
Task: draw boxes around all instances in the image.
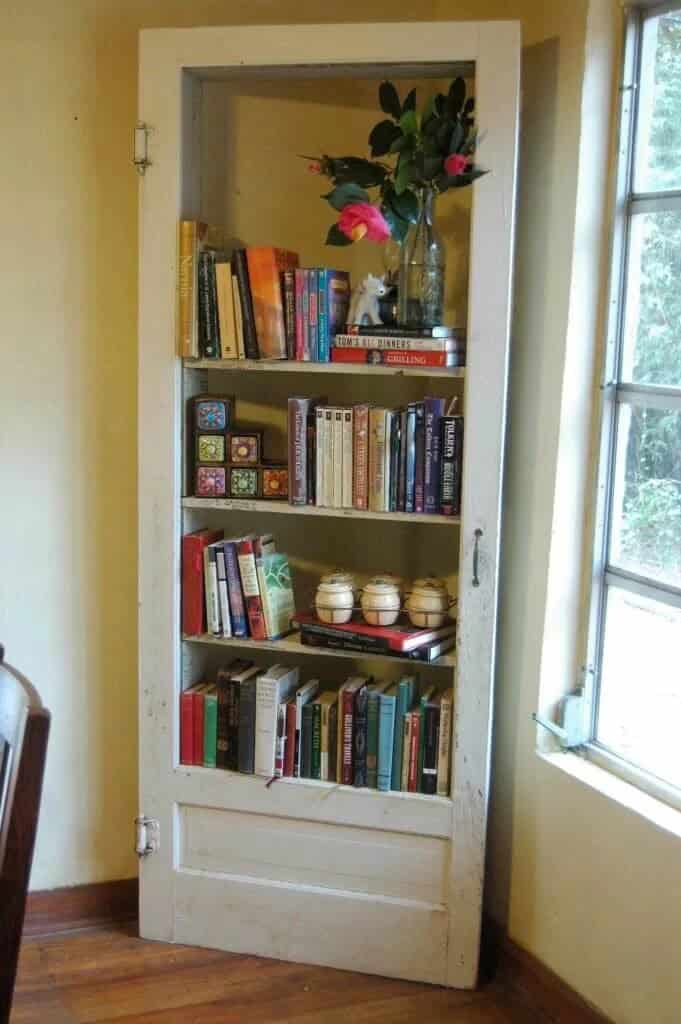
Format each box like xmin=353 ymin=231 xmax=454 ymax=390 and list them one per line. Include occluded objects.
xmin=135 ymin=815 xmax=160 ymax=857
xmin=133 ymin=121 xmax=152 ymax=175
xmin=533 ymin=689 xmax=587 ymax=750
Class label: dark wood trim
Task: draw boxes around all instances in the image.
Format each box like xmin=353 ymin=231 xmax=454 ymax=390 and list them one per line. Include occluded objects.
xmin=24 ymin=878 xmax=138 ymax=937
xmin=482 ymin=916 xmax=612 ymax=1023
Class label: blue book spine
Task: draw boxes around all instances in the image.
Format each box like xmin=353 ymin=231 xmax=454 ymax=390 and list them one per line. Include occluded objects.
xmin=318 ymin=269 xmax=329 ymax=362
xmin=424 ymin=397 xmax=447 ymax=514
xmin=302 ymin=270 xmax=311 ymax=361
xmin=405 ymin=404 xmax=417 ymax=513
xmin=377 ymin=694 xmax=396 ymax=791
xmin=224 ymin=541 xmax=248 ymax=636
xmin=391 ymin=680 xmax=411 ymax=790
xmin=309 ymin=269 xmax=319 ymax=361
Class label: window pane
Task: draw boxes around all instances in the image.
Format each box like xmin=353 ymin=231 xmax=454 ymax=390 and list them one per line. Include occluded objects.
xmin=597 ymin=586 xmax=681 ymax=790
xmin=609 ymin=404 xmax=681 ymax=587
xmin=620 ymin=211 xmax=681 ymax=387
xmin=634 ymin=11 xmax=681 ymax=193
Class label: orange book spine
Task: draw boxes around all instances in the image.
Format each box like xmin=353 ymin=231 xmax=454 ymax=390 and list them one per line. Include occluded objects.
xmin=246 ymin=248 xmax=299 ymax=360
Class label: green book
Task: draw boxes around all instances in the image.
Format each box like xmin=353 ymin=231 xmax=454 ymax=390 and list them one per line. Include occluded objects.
xmin=392 ymin=675 xmax=417 ymax=790
xmin=366 ymin=682 xmax=389 ymax=789
xmin=311 ymin=701 xmax=322 ymax=779
xmin=203 ymin=685 xmax=218 ymax=768
xmin=301 ymin=702 xmax=314 ymax=778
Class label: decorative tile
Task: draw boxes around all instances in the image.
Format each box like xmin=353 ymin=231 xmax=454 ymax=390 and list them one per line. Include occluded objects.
xmin=262 ymin=467 xmax=288 ymax=499
xmin=195 ymin=466 xmax=226 ymax=497
xmin=195 ymin=399 xmax=228 ymax=432
xmin=229 ymin=467 xmax=259 ymax=498
xmin=229 ymin=433 xmax=262 ymax=465
xmin=197 ymin=434 xmax=225 ymax=463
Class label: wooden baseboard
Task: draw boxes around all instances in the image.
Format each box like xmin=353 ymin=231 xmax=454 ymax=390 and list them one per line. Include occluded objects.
xmin=24 ymin=878 xmax=138 ymax=937
xmin=482 ymin=916 xmax=611 ymax=1023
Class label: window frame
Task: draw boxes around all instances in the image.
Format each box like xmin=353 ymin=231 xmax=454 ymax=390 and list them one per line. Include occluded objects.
xmin=584 ymin=0 xmax=681 ymax=812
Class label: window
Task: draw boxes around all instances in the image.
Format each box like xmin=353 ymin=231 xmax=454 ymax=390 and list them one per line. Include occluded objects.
xmin=587 ymin=4 xmax=681 ymax=805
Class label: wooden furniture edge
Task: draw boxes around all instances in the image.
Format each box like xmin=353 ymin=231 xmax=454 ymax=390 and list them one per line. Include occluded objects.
xmin=481 ymin=916 xmax=613 ymax=1023
xmin=24 ymin=878 xmax=138 ymax=937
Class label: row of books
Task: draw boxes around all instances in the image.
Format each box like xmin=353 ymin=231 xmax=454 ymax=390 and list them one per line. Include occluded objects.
xmin=330 ymin=324 xmax=466 ymax=370
xmin=288 ymin=397 xmax=464 ymax=515
xmin=180 ymin=662 xmax=453 ymax=797
xmin=178 ymin=223 xmax=352 ymax=362
xmin=182 ymin=528 xmax=294 ymax=641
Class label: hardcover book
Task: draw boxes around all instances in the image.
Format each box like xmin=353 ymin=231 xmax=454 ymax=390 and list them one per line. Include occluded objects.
xmin=237 ymin=671 xmax=259 ymax=774
xmin=246 ymin=247 xmax=299 ymax=360
xmin=331 ymin=348 xmax=463 ymax=368
xmin=352 ymin=404 xmax=370 ymax=510
xmin=311 ymin=700 xmax=322 ymax=779
xmin=236 ymin=536 xmax=266 ymax=641
xmin=440 ymin=415 xmax=464 ymax=517
xmin=368 ymin=408 xmax=389 ymax=512
xmin=203 ymin=685 xmax=218 ymax=768
xmin=337 ymin=676 xmax=368 ymax=785
xmin=404 ymin=404 xmax=417 ymax=513
xmin=177 ymin=220 xmax=222 ymax=358
xmin=198 ymin=250 xmax=220 ymax=358
xmin=333 ymin=334 xmax=466 ymax=352
xmin=182 ymin=528 xmax=223 ymax=636
xmin=319 ymin=270 xmax=350 ymax=362
xmin=421 ymin=699 xmax=441 ymax=795
xmin=315 ymin=691 xmax=338 ymax=781
xmin=301 ymin=702 xmax=314 ymax=777
xmin=232 ymin=249 xmax=258 ymax=359
xmin=224 ymin=539 xmax=249 ymax=636
xmin=308 ymin=268 xmax=319 ymax=361
xmin=377 ymin=684 xmax=398 ymax=791
xmin=344 ymin=324 xmax=464 ymax=339
xmin=424 ymin=397 xmax=447 ymax=514
xmin=292 ymin=613 xmax=455 ymax=653
xmin=392 ymin=676 xmax=417 ymax=790
xmin=294 ymin=268 xmax=305 ymax=360
xmin=283 ymin=699 xmax=297 ymax=777
xmin=215 ymin=544 xmax=232 ymax=638
xmin=299 ymin=631 xmax=455 ymax=663
xmin=366 ymin=682 xmax=390 ymax=788
xmin=258 ymin=553 xmax=295 ymax=640
xmin=254 ymin=664 xmax=300 ymax=778
xmin=282 ymin=268 xmax=296 ymax=360
xmin=352 ymin=684 xmax=370 ymax=787
xmin=293 ymin=678 xmax=319 ymax=777
xmin=215 ymin=259 xmax=239 ymax=359
xmin=204 ymin=540 xmax=223 ymax=636
xmin=437 ymin=688 xmax=454 ymax=796
xmin=413 ymin=402 xmax=426 ymax=514
xmin=288 ymin=397 xmax=325 ymax=506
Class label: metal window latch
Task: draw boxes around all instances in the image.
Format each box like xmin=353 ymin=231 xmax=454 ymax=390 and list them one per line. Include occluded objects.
xmin=135 ymin=816 xmax=160 ymax=857
xmin=533 ymin=690 xmax=586 ymax=750
xmin=133 ymin=122 xmax=152 ymax=175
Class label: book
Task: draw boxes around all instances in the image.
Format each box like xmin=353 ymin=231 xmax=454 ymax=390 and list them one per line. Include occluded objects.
xmin=332 ymin=408 xmax=344 ymax=508
xmin=198 ymin=250 xmax=219 ymax=358
xmin=288 ymin=397 xmax=325 ymax=506
xmin=337 ymin=676 xmax=368 ymax=784
xmin=408 ymin=708 xmax=421 ymax=792
xmin=421 ymin=699 xmax=440 ymax=795
xmin=282 ymin=268 xmax=296 ymax=360
xmin=404 ymin=404 xmax=417 ymax=513
xmin=440 ymin=415 xmax=464 ymax=517
xmin=306 ymin=406 xmax=317 ymax=505
xmin=294 ymin=268 xmax=305 ymax=361
xmin=342 ymin=408 xmax=354 ymax=508
xmin=191 ymin=682 xmax=211 ymax=767
xmin=328 ymin=701 xmax=338 ymax=782
xmin=215 ymin=544 xmax=232 ymax=638
xmin=293 ymin=678 xmax=319 ymax=777
xmin=308 ymin=268 xmax=319 ymax=361
xmin=315 ymin=406 xmax=326 ymax=507
xmin=344 ymin=324 xmax=464 ymax=339
xmin=236 ymin=536 xmax=266 ymax=641
xmin=299 ymin=631 xmax=455 ymax=663
xmin=181 ymin=681 xmax=205 ymax=764
xmin=232 ymin=249 xmax=258 ymax=359
xmin=368 ymin=408 xmax=389 ymax=512
xmin=331 ymin=348 xmax=463 ymax=368
xmin=413 ymin=402 xmax=426 ymax=514
xmin=301 ymin=701 xmax=314 ymax=777
xmin=228 ymin=661 xmax=258 ymax=771
xmin=377 ymin=684 xmax=397 ymax=791
xmin=258 ymin=552 xmax=295 ymax=640
xmin=388 ymin=410 xmax=401 ymax=512
xmin=177 ymin=221 xmax=222 ymax=358
xmin=392 ymin=676 xmax=416 ymax=790
xmin=283 ymin=699 xmax=297 ymax=777
xmin=317 ymin=269 xmax=328 ymax=362
xmin=324 ymin=407 xmax=334 ymax=505
xmin=417 ymin=686 xmax=435 ymax=790
xmin=224 ymin=539 xmax=249 ymax=636
xmin=215 ymin=259 xmax=239 ymax=359
xmin=366 ymin=682 xmax=390 ymax=788
xmin=315 ymin=691 xmax=338 ymax=781
xmin=203 ymin=684 xmax=218 ymax=768
xmin=352 ymin=684 xmax=370 ymax=787
xmin=302 ymin=269 xmax=311 ymax=360
xmin=333 ymin=334 xmax=466 ymax=352
xmin=352 ymin=404 xmax=370 ymax=510
xmin=182 ymin=528 xmax=223 ymax=635
xmin=254 ymin=664 xmax=300 ymax=778
xmin=292 ymin=613 xmax=455 ymax=654
xmin=237 ymin=670 xmax=259 ymax=773
xmin=397 ymin=409 xmax=408 ymax=511
xmin=311 ymin=699 xmax=322 ymax=779
xmin=437 ymin=688 xmax=453 ymax=796
xmin=232 ymin=273 xmax=246 ymax=359
xmin=401 ymin=712 xmax=412 ymax=790
xmin=319 ymin=270 xmax=351 ymax=361
xmin=216 ymin=663 xmax=235 ymax=769
xmin=204 ymin=541 xmax=222 ymax=636
xmin=246 ymin=247 xmax=299 ymax=360
xmin=424 ymin=397 xmax=447 ymax=514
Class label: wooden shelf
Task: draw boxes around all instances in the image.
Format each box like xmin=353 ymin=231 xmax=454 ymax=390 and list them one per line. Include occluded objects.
xmin=184 ymin=357 xmax=465 ymax=380
xmin=182 ymin=496 xmax=460 ymax=525
xmin=183 ymin=631 xmax=457 ymax=669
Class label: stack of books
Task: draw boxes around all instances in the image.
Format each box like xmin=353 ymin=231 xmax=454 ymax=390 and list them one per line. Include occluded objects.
xmin=293 ymin=612 xmax=456 ymax=664
xmin=177 ymin=221 xmax=350 ymax=362
xmin=331 ymin=324 xmax=466 ymax=370
xmin=288 ymin=397 xmax=464 ymax=515
xmin=182 ymin=529 xmax=295 ymax=642
xmin=180 ymin=663 xmax=454 ymax=796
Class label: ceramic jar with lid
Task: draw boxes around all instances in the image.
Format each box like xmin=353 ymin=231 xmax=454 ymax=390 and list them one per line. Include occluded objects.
xmin=314 ymin=571 xmax=356 ymax=624
xmin=405 ymin=576 xmax=453 ymax=628
xmin=360 ymin=574 xmax=402 ymax=627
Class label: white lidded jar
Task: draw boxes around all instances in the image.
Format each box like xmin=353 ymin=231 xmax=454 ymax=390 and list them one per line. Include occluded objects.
xmin=360 ymin=574 xmax=402 ymax=627
xmin=405 ymin=576 xmax=453 ymax=628
xmin=314 ymin=571 xmax=356 ymax=624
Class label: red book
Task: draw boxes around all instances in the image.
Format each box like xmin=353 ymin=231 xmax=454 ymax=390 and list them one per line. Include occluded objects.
xmin=180 ymin=689 xmax=195 ymax=764
xmin=352 ymin=404 xmax=370 ymax=510
xmin=408 ymin=711 xmax=421 ymax=793
xmin=246 ymin=247 xmax=299 ymax=360
xmin=192 ymin=683 xmax=208 ymax=766
xmin=182 ymin=528 xmax=223 ymax=636
xmin=236 ymin=537 xmax=267 ymax=640
xmin=292 ymin=611 xmax=456 ymax=654
xmin=331 ymin=348 xmax=460 ymax=369
xmin=283 ymin=701 xmax=296 ymax=777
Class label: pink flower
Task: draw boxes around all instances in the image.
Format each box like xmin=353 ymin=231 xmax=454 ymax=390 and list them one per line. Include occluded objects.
xmin=308 ymin=161 xmax=322 ymax=174
xmin=337 ymin=202 xmax=391 ymax=243
xmin=444 ymin=153 xmax=470 ymax=177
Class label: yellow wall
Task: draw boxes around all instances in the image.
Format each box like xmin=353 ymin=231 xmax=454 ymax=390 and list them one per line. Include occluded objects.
xmin=3 ymin=2 xmax=681 ymax=1022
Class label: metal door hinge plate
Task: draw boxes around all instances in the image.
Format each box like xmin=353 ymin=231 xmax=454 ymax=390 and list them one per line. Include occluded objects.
xmin=135 ymin=815 xmax=160 ymax=857
xmin=133 ymin=122 xmax=152 ymax=175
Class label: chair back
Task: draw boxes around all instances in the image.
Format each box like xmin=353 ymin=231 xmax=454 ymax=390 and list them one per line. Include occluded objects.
xmin=0 ymin=646 xmax=50 ymax=1024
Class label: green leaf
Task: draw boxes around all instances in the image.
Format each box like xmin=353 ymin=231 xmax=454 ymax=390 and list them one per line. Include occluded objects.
xmin=381 ymin=203 xmax=409 ymax=243
xmin=388 ymin=188 xmax=419 ymax=224
xmin=435 ymin=168 xmax=488 ymax=192
xmin=423 ymin=155 xmax=444 ymax=179
xmin=399 ymin=109 xmax=418 ymax=136
xmin=449 ymin=120 xmax=465 ymax=154
xmin=322 ymin=183 xmax=370 ymax=210
xmin=464 ymin=96 xmax=475 ymax=115
xmin=434 ymin=93 xmax=446 ymax=116
xmin=446 ymin=77 xmax=466 ymax=119
xmin=389 ymin=133 xmax=413 ymax=154
xmin=422 ymin=94 xmax=436 ymax=123
xmin=325 ymin=223 xmax=354 ymax=246
xmin=402 ymin=87 xmax=417 ymax=114
xmin=368 ymin=119 xmax=402 ymax=157
xmin=395 ymin=156 xmax=416 ymax=195
xmin=436 ymin=118 xmax=454 ymax=150
xmin=328 ymin=156 xmax=387 ymax=187
xmin=379 ymin=80 xmax=402 ymax=120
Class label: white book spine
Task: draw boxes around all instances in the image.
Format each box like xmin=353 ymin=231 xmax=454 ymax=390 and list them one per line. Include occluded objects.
xmin=215 ymin=546 xmax=232 ymax=637
xmin=333 ymin=408 xmax=344 ymax=508
xmin=436 ymin=692 xmax=453 ymax=796
xmin=342 ymin=408 xmax=353 ymax=508
xmin=254 ymin=676 xmax=279 ymax=777
xmin=204 ymin=546 xmax=221 ymax=636
xmin=383 ymin=411 xmax=393 ymax=511
xmin=324 ymin=408 xmax=334 ymax=507
xmin=315 ymin=407 xmax=326 ymax=507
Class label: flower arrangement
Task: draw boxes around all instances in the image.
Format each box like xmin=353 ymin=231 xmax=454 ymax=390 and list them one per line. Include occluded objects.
xmin=305 ymin=77 xmax=487 ymax=246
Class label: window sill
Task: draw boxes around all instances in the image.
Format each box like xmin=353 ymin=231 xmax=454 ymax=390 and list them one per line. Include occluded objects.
xmin=537 ymin=748 xmax=681 ymax=841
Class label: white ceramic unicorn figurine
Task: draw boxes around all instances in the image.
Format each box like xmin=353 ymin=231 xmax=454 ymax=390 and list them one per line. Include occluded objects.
xmin=347 ymin=273 xmax=388 ymax=326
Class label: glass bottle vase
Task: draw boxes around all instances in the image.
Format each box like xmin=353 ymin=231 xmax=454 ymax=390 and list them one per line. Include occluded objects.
xmin=398 ymin=186 xmax=445 ymax=328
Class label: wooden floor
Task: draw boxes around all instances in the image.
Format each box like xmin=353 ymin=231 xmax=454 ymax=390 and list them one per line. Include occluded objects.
xmin=10 ymin=922 xmax=545 ymax=1023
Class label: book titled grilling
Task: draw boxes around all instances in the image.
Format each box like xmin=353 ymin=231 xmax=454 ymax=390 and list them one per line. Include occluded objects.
xmin=292 ymin=612 xmax=456 ymax=653
xmin=331 ymin=348 xmax=465 ymax=368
